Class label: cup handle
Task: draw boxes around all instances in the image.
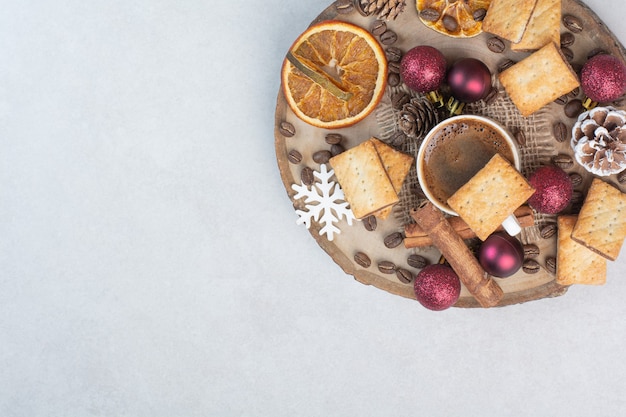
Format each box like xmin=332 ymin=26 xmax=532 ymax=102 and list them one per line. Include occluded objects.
xmin=502 ymin=214 xmax=522 ymax=236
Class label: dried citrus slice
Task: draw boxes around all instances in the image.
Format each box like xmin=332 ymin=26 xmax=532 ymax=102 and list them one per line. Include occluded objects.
xmin=417 ymin=0 xmax=492 ymax=38
xmin=281 ymin=20 xmax=387 ymax=129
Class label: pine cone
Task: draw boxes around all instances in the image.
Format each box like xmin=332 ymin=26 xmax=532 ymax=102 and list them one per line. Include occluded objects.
xmin=572 ymin=106 xmax=626 ymax=176
xmin=356 ymin=0 xmax=406 ymax=20
xmin=397 ymin=95 xmax=439 ymax=139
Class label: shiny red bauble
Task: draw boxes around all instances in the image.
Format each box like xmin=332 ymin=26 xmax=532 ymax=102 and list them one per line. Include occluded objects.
xmin=400 ymin=45 xmax=447 ymax=93
xmin=478 ymin=232 xmax=524 ymax=278
xmin=581 ymin=54 xmax=626 ymax=103
xmin=527 ymin=165 xmax=573 ymax=214
xmin=447 ymin=58 xmax=492 ymax=103
xmin=413 ymin=264 xmax=461 ymax=311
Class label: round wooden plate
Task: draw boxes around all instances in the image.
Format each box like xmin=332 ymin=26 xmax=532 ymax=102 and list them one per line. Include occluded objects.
xmin=274 ymin=0 xmax=626 ymax=307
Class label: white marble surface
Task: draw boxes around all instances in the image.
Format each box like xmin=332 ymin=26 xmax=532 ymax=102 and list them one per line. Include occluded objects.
xmin=2 ymin=1 xmax=626 ymax=416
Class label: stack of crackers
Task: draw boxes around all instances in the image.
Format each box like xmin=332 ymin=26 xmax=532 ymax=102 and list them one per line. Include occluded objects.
xmin=483 ymin=0 xmax=580 ymax=117
xmin=329 ymin=137 xmax=413 ymax=220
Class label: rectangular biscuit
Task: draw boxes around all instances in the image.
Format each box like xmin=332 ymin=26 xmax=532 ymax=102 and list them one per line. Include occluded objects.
xmin=370 ymin=138 xmax=414 ymax=219
xmin=571 ymin=178 xmax=626 ymax=261
xmin=557 ymin=215 xmax=607 ymax=286
xmin=511 ymin=0 xmax=561 ymax=51
xmin=329 ymin=139 xmax=398 ymax=219
xmin=482 ymin=0 xmax=538 ymax=43
xmin=499 ymin=42 xmax=580 ymax=117
xmin=447 ymin=154 xmax=535 ymax=241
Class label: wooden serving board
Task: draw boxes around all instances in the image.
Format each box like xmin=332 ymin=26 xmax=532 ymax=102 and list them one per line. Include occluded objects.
xmin=274 ymin=0 xmax=626 ymax=307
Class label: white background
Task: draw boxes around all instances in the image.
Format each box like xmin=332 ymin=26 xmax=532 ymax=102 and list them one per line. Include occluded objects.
xmin=1 ymin=1 xmax=626 ymax=416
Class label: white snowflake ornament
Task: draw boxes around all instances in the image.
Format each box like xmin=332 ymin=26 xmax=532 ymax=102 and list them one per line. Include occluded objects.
xmin=291 ymin=164 xmax=355 ymax=241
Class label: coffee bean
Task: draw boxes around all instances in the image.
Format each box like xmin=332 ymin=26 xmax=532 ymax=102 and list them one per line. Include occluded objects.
xmin=354 ymin=0 xmax=369 ymax=16
xmin=523 ymin=259 xmax=541 ymax=274
xmin=384 ymin=232 xmax=404 ymax=249
xmin=483 ymin=87 xmax=499 ymax=105
xmin=487 ymin=36 xmax=506 ymax=53
xmin=300 ymin=166 xmax=315 ymax=186
xmin=335 ymin=0 xmax=354 ymax=14
xmin=386 ymin=47 xmax=403 ymax=62
xmin=354 ymin=251 xmax=371 ymax=268
xmin=540 ymin=224 xmax=557 ymax=239
xmin=407 ymin=254 xmax=428 ymax=269
xmin=553 ymin=121 xmax=568 ymax=142
xmin=561 ymin=46 xmax=574 ymax=62
xmin=391 ymin=92 xmax=410 ymax=109
xmin=325 ymin=133 xmax=343 ymax=145
xmin=563 ymin=14 xmax=583 ymax=33
xmin=442 ymin=15 xmax=458 ymax=32
xmin=330 ymin=143 xmax=345 ymax=156
xmin=618 ymin=170 xmax=626 ymax=184
xmin=396 ymin=268 xmax=414 ymax=284
xmin=312 ymin=150 xmax=332 ymax=164
xmin=279 ymin=121 xmax=296 ymax=137
xmin=388 ymin=131 xmax=407 ymax=147
xmin=568 ymin=87 xmax=580 ymax=98
xmin=514 ymin=129 xmax=527 ymax=147
xmin=523 ymin=244 xmax=540 ymax=259
xmin=378 ymin=261 xmax=397 ymax=274
xmin=552 ymin=153 xmax=574 ymax=169
xmin=554 ymin=95 xmax=568 ymax=105
xmin=497 ymin=59 xmax=516 ymax=73
xmin=371 ymin=20 xmax=387 ymax=36
xmin=569 ymin=172 xmax=583 ymax=188
xmin=388 ymin=60 xmax=401 ymax=74
xmin=287 ymin=149 xmax=302 ymax=164
xmin=545 ymin=257 xmax=557 ymax=275
xmin=473 ymin=8 xmax=487 ymax=21
xmin=420 ymin=8 xmax=440 ymax=22
xmin=561 ymin=32 xmax=575 ymax=48
xmin=362 ymin=215 xmax=377 ymax=231
xmin=564 ymin=99 xmax=583 ymax=118
xmin=379 ymin=30 xmax=398 ymax=45
xmin=570 ymin=190 xmax=584 ymax=211
xmin=387 ymin=72 xmax=401 ymax=87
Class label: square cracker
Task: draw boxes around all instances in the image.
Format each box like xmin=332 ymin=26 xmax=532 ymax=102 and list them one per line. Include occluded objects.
xmin=482 ymin=0 xmax=538 ymax=43
xmin=499 ymin=42 xmax=580 ymax=117
xmin=511 ymin=0 xmax=561 ymax=51
xmin=329 ymin=139 xmax=398 ymax=220
xmin=571 ymin=178 xmax=626 ymax=261
xmin=370 ymin=138 xmax=414 ymax=219
xmin=447 ymin=154 xmax=535 ymax=241
xmin=557 ymin=215 xmax=606 ymax=286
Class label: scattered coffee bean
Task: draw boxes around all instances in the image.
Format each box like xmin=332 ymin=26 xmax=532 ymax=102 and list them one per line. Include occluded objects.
xmin=388 ymin=60 xmax=401 ymax=74
xmin=618 ymin=170 xmax=626 ymax=184
xmin=420 ymin=8 xmax=440 ymax=22
xmin=497 ymin=59 xmax=516 ymax=73
xmin=487 ymin=36 xmax=506 ymax=53
xmin=561 ymin=46 xmax=574 ymax=62
xmin=386 ymin=47 xmax=403 ymax=62
xmin=300 ymin=166 xmax=314 ymax=186
xmin=279 ymin=121 xmax=296 ymax=137
xmin=388 ymin=72 xmax=401 ymax=87
xmin=554 ymin=95 xmax=568 ymax=105
xmin=523 ymin=244 xmax=540 ymax=259
xmin=483 ymin=87 xmax=499 ymax=105
xmin=545 ymin=257 xmax=557 ymax=275
xmin=371 ymin=20 xmax=387 ymax=36
xmin=540 ymin=224 xmax=558 ymax=239
xmin=442 ymin=15 xmax=458 ymax=32
xmin=396 ymin=268 xmax=414 ymax=284
xmin=561 ymin=32 xmax=575 ymax=48
xmin=330 ymin=143 xmax=345 ymax=156
xmin=553 ymin=121 xmax=568 ymax=142
xmin=384 ymin=232 xmax=404 ymax=249
xmin=568 ymin=87 xmax=580 ymax=98
xmin=354 ymin=251 xmax=371 ymax=268
xmin=523 ymin=259 xmax=541 ymax=274
xmin=335 ymin=0 xmax=354 ymax=14
xmin=378 ymin=260 xmax=397 ymax=274
xmin=325 ymin=133 xmax=343 ymax=145
xmin=312 ymin=150 xmax=332 ymax=164
xmin=354 ymin=0 xmax=369 ymax=16
xmin=552 ymin=153 xmax=574 ymax=169
xmin=564 ymin=99 xmax=583 ymax=118
xmin=514 ymin=129 xmax=527 ymax=147
xmin=287 ymin=149 xmax=302 ymax=164
xmin=570 ymin=190 xmax=584 ymax=211
xmin=391 ymin=91 xmax=411 ymax=109
xmin=569 ymin=172 xmax=583 ymax=188
xmin=379 ymin=30 xmax=398 ymax=45
xmin=388 ymin=131 xmax=407 ymax=147
xmin=362 ymin=215 xmax=377 ymax=231
xmin=473 ymin=8 xmax=487 ymax=21
xmin=563 ymin=14 xmax=583 ymax=33
xmin=407 ymin=254 xmax=428 ymax=269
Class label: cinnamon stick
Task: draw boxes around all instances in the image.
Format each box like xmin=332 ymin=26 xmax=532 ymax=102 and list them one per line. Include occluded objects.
xmin=411 ymin=201 xmax=504 ymax=308
xmin=404 ymin=205 xmax=534 ymax=248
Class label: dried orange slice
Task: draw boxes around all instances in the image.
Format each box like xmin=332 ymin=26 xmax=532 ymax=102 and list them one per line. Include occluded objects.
xmin=417 ymin=0 xmax=492 ymax=38
xmin=281 ymin=20 xmax=387 ymax=129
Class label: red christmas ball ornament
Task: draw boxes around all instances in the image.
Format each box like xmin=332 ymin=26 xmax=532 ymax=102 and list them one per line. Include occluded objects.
xmin=400 ymin=45 xmax=447 ymax=94
xmin=581 ymin=54 xmax=626 ymax=104
xmin=527 ymin=165 xmax=573 ymax=214
xmin=413 ymin=264 xmax=461 ymax=311
xmin=478 ymin=232 xmax=524 ymax=278
xmin=447 ymin=58 xmax=492 ymax=103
